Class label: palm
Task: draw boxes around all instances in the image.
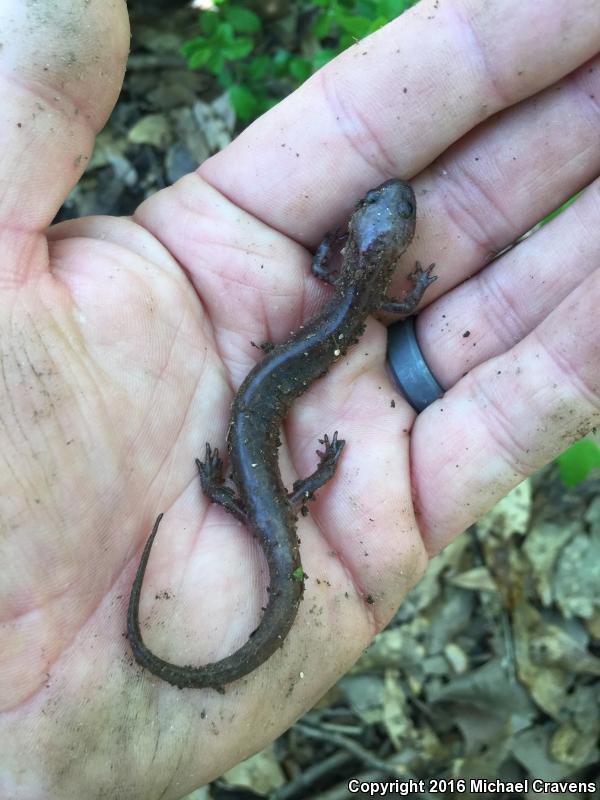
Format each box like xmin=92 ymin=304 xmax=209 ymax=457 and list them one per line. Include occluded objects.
xmin=3 ymin=168 xmax=424 ymax=785
xmin=2 ymin=1 xmax=598 ymax=798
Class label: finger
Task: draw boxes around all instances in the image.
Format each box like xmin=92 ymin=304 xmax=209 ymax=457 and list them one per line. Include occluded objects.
xmin=413 ymin=265 xmax=600 ymax=553
xmin=416 ymin=176 xmax=600 ymax=388
xmin=0 ymin=0 xmax=128 ymax=281
xmin=394 ymin=54 xmax=599 ymax=300
xmin=200 ymin=0 xmax=600 ymax=241
xmin=137 ymin=47 xmax=599 ymax=382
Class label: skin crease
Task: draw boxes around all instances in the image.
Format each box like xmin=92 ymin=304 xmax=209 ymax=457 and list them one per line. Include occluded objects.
xmin=0 ymin=1 xmax=598 ymax=799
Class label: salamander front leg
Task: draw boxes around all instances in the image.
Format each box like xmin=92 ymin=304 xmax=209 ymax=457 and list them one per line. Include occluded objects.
xmin=379 ymin=262 xmax=437 ymax=315
xmin=288 ymin=432 xmax=345 ymax=511
xmin=311 ymin=228 xmax=348 ymax=286
xmin=196 ymin=444 xmax=247 ymax=523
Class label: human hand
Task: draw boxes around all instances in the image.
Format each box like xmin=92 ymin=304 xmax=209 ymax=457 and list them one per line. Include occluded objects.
xmin=1 ymin=0 xmax=598 ymax=797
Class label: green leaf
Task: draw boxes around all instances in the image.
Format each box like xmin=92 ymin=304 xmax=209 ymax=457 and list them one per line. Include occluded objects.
xmin=180 ymin=36 xmax=209 ymax=57
xmin=288 ymin=57 xmax=312 ymax=82
xmin=248 ymin=54 xmax=271 ymax=81
xmin=272 ymin=48 xmax=291 ymax=67
xmin=200 ymin=10 xmax=220 ymax=36
xmin=313 ymin=9 xmax=336 ymax=39
xmin=292 ymin=567 xmax=306 ymax=582
xmin=216 ymin=69 xmax=233 ymax=88
xmin=186 ymin=47 xmax=213 ymax=69
xmin=228 ymin=84 xmax=259 ymax=121
xmin=180 ymin=0 xmax=419 ymax=127
xmin=369 ymin=14 xmax=390 ymax=32
xmin=221 ymin=36 xmax=254 ymax=60
xmin=337 ymin=13 xmax=375 ymax=36
xmin=261 ymin=96 xmax=280 ymax=113
xmin=556 ymin=439 xmax=600 ymax=487
xmin=215 ymin=21 xmax=235 ymax=45
xmin=357 ymin=0 xmax=379 ymax=13
xmin=379 ymin=0 xmax=418 ymax=18
xmin=311 ymin=47 xmax=338 ymax=70
xmin=224 ymin=5 xmax=262 ymax=34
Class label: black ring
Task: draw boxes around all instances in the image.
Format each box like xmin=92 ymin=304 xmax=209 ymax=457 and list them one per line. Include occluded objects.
xmin=387 ymin=316 xmax=443 ymax=412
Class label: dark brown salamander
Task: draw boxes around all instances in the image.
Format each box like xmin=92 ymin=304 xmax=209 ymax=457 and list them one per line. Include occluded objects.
xmin=127 ymin=179 xmax=436 ymax=689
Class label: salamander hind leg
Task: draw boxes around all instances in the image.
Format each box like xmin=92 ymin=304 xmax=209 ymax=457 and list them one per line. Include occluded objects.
xmin=196 ymin=443 xmax=247 ymax=523
xmin=379 ymin=262 xmax=437 ymax=316
xmin=288 ymin=431 xmax=345 ymax=511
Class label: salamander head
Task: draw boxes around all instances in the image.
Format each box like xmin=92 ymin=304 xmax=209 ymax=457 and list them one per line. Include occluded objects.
xmin=349 ymin=179 xmax=415 ymax=259
xmin=343 ymin=179 xmax=416 ymax=293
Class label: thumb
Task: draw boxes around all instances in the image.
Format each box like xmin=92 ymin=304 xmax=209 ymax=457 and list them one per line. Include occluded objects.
xmin=0 ymin=0 xmax=129 ymax=282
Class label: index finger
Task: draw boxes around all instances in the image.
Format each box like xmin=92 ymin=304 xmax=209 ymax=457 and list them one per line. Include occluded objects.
xmin=200 ymin=0 xmax=600 ymax=243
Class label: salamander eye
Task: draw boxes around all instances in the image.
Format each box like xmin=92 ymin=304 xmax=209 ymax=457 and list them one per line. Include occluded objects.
xmin=363 ymin=187 xmax=382 ymax=204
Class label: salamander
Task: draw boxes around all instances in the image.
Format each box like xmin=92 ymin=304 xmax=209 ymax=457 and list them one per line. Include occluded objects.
xmin=127 ymin=179 xmax=436 ymax=689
